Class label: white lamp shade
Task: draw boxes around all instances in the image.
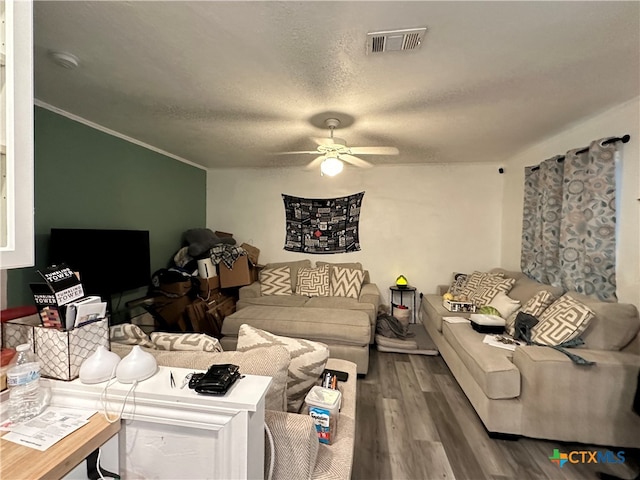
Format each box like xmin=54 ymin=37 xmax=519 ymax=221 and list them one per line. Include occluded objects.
xmin=320 ymin=157 xmax=343 ymax=176
xmin=116 ymin=345 xmax=158 ymax=384
xmin=79 ymin=346 xmax=121 ymax=384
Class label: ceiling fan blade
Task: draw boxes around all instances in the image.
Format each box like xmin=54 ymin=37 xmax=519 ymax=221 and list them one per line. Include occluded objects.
xmin=305 ymin=155 xmax=326 ymax=170
xmin=349 ymin=146 xmax=399 ymax=155
xmin=274 ymin=150 xmax=319 ymax=155
xmin=311 ymin=137 xmax=335 ymax=146
xmin=341 ymin=154 xmax=373 ymax=169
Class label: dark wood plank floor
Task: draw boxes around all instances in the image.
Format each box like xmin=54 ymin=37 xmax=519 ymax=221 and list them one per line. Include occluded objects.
xmin=353 ymin=347 xmax=640 ymax=480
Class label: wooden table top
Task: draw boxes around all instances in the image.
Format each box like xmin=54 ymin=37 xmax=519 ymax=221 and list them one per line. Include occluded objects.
xmin=0 ymin=413 xmax=120 ymax=480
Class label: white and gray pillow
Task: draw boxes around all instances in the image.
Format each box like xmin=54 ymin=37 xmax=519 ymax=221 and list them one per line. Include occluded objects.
xmin=506 ymin=290 xmax=556 ymax=336
xmin=150 ymin=332 xmax=223 ymax=352
xmin=470 ymin=277 xmax=515 ymax=307
xmin=531 ymin=295 xmax=594 ymax=346
xmin=236 ymin=324 xmax=329 ymax=413
xmin=109 ymin=323 xmax=155 ymax=348
xmin=460 ymin=271 xmax=504 ymax=299
xmin=488 ymin=292 xmax=521 ymax=319
xmin=260 ymin=266 xmax=292 ymax=296
xmin=448 ymin=272 xmax=469 ymax=295
xmin=295 ymin=265 xmax=330 ymax=297
xmin=329 ymin=266 xmax=365 ymax=299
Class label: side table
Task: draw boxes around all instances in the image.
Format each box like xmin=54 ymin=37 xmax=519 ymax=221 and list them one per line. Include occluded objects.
xmin=389 ymin=285 xmax=417 ymax=324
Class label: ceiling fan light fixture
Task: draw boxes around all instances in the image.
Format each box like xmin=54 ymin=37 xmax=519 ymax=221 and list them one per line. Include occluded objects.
xmin=320 ymin=157 xmax=343 ymax=176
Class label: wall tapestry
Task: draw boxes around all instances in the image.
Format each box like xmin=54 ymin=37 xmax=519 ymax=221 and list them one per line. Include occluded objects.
xmin=282 ymin=192 xmax=364 ymax=254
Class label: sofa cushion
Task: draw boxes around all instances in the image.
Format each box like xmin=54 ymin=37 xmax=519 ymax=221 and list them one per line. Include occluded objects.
xmin=237 ymin=294 xmax=310 ymax=309
xmin=304 ymin=295 xmax=376 ymax=325
xmin=566 ymin=292 xmax=640 ymax=351
xmin=150 ymin=332 xmax=223 ymax=352
xmin=470 ymin=278 xmax=515 ymax=307
xmin=110 ymin=324 xmax=155 ymax=348
xmin=490 ymin=268 xmax=564 ymax=305
xmin=260 ymin=266 xmax=293 ymax=296
xmin=422 ymin=294 xmax=468 ymax=332
xmin=236 ymin=324 xmax=330 ymax=413
xmin=506 ymin=290 xmax=556 ymax=336
xmin=329 ymin=266 xmax=365 ymax=299
xmin=264 ymin=260 xmax=312 ymax=292
xmin=531 ymin=295 xmax=594 ymax=346
xmin=110 ymin=343 xmax=290 ymax=412
xmin=442 ymin=323 xmax=521 ymax=399
xmin=295 ymin=264 xmax=330 ymax=297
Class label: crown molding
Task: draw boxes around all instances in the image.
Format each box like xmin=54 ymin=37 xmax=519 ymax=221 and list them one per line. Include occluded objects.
xmin=34 ymin=100 xmax=207 ymax=171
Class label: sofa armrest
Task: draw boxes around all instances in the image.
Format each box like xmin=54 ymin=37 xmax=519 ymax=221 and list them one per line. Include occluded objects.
xmin=359 ymin=283 xmax=380 ymax=312
xmin=239 ymin=281 xmax=261 ymax=300
xmin=265 ymin=410 xmax=318 ymax=480
xmin=513 ymin=346 xmax=640 ymax=446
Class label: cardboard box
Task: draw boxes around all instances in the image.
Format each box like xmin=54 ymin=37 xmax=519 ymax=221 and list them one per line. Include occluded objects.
xmin=198 ymin=276 xmax=220 ymax=297
xmin=219 ymin=256 xmax=257 ymax=288
xmin=239 ymin=243 xmax=260 ymax=265
xmin=443 ymin=299 xmax=476 ymax=313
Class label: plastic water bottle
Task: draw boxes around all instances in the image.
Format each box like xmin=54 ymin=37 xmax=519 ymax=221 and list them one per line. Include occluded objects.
xmin=6 ymin=344 xmax=47 ymax=423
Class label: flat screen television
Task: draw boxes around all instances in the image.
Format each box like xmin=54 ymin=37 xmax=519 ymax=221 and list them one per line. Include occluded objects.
xmin=49 ymin=228 xmax=151 ymax=299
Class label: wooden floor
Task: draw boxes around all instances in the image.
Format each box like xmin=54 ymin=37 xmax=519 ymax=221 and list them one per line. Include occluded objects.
xmin=353 ymin=347 xmax=640 ymax=480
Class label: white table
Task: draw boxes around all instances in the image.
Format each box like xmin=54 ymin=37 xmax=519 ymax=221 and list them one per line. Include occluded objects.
xmin=44 ymin=366 xmax=272 ymax=479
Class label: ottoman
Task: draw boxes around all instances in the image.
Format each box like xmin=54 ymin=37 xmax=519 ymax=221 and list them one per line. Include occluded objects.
xmin=220 ymin=306 xmax=371 ymax=374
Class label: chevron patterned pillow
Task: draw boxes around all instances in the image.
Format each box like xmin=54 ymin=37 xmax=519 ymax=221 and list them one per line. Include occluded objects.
xmin=295 ymin=265 xmax=330 ymax=297
xmin=236 ymin=324 xmax=329 ymax=413
xmin=531 ymin=295 xmax=594 ymax=346
xmin=110 ymin=323 xmax=155 ymax=349
xmin=260 ymin=266 xmax=292 ymax=296
xmin=329 ymin=265 xmax=365 ymax=299
xmin=150 ymin=332 xmax=223 ymax=352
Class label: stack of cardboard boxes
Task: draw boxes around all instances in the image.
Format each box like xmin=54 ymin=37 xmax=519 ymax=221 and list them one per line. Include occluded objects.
xmin=135 ymin=241 xmax=261 ymax=338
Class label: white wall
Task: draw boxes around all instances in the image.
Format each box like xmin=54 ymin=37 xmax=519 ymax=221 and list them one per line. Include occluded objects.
xmin=207 ymin=163 xmax=504 ymax=303
xmin=501 ymin=97 xmax=640 ymax=306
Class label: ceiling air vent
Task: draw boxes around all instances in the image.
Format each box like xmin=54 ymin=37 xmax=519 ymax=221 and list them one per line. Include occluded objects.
xmin=366 ymin=27 xmax=427 ymax=55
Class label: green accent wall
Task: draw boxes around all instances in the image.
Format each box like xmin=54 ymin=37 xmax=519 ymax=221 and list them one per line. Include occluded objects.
xmin=7 ymin=107 xmax=206 ymax=311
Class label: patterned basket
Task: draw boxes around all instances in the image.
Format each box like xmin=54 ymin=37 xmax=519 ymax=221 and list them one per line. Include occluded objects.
xmin=35 ymin=318 xmax=109 ymax=381
xmin=3 ymin=316 xmax=109 ymax=381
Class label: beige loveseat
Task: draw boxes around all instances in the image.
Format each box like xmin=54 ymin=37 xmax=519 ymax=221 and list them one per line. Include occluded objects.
xmin=420 ymin=268 xmax=640 ymax=448
xmin=222 ymin=260 xmax=380 ymax=374
xmin=111 ymin=342 xmax=357 ymax=480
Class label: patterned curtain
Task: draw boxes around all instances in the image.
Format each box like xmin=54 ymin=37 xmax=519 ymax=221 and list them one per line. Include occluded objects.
xmin=521 ymin=155 xmax=564 ymax=287
xmin=521 ymin=138 xmax=619 ymax=301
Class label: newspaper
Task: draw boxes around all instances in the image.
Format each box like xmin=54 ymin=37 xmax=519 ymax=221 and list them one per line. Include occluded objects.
xmin=1 ymin=407 xmax=96 ymax=451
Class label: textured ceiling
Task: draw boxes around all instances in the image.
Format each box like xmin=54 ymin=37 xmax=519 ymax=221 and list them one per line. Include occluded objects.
xmin=34 ymin=1 xmax=640 ymax=170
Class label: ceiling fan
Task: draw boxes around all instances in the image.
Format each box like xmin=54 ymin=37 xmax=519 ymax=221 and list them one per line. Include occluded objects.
xmin=278 ymin=118 xmax=399 ymax=176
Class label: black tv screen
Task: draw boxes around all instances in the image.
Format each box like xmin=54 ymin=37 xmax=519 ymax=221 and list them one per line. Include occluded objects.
xmin=49 ymin=228 xmax=151 ymax=298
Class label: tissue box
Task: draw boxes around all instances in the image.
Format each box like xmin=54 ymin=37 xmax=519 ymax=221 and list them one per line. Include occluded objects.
xmin=2 ymin=317 xmax=109 ymax=381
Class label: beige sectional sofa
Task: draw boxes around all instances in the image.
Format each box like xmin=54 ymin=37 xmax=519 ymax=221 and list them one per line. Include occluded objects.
xmin=221 ymin=260 xmax=380 ymax=374
xmin=420 ymin=268 xmax=640 ymax=448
